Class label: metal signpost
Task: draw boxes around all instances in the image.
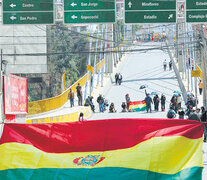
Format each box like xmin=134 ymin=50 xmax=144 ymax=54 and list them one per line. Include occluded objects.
xmin=64 ymin=0 xmax=115 ymax=24
xmin=3 ymin=0 xmax=54 ymax=24
xmin=125 ymin=0 xmax=176 ymax=23
xmin=186 ymin=0 xmax=207 ymax=23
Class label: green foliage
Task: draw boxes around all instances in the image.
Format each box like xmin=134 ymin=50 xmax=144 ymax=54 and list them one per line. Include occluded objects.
xmin=28 ymin=23 xmax=89 ymax=101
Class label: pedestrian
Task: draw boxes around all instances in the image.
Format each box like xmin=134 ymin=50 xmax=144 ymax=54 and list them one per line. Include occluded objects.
xmin=68 ymin=88 xmax=74 ymax=107
xmin=167 ymin=106 xmax=176 ymax=119
xmin=118 ymin=73 xmax=122 ymax=85
xmin=163 ymin=59 xmax=167 ymax=71
xmin=109 ymin=103 xmax=117 ymax=113
xmin=201 ymin=106 xmax=205 ymax=113
xmin=115 ymin=73 xmax=118 ymax=85
xmin=188 ymin=107 xmax=201 ymax=121
xmin=125 ymin=94 xmax=130 ymax=110
xmin=144 ymin=93 xmax=153 ymax=113
xmin=169 ymin=60 xmax=172 ymax=70
xmin=161 ymin=94 xmax=166 ymax=111
xmin=178 ymin=109 xmax=185 ymax=119
xmin=198 ymin=80 xmax=203 ymax=95
xmin=79 ymin=112 xmax=87 ymax=121
xmin=121 ymin=102 xmax=127 ymax=112
xmin=76 ymin=83 xmax=82 ymax=106
xmin=97 ymin=94 xmax=104 ymax=112
xmin=153 ymin=94 xmax=160 ymax=111
xmin=177 ymin=94 xmax=182 ymax=109
xmin=201 ymin=110 xmax=207 ymax=142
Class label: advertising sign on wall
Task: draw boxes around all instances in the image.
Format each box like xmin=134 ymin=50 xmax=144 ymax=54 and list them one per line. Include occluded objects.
xmin=4 ymin=73 xmax=28 ymax=114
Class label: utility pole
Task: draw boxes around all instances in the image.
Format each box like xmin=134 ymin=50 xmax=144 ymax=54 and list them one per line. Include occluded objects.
xmin=91 ymin=30 xmax=99 ymax=95
xmin=97 ymin=25 xmax=104 ymax=87
xmin=84 ymin=36 xmax=93 ymax=100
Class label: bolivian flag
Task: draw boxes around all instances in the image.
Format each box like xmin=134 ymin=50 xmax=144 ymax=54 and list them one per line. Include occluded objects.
xmin=129 ymin=100 xmax=147 ymax=111
xmin=0 ymin=119 xmax=204 ymax=180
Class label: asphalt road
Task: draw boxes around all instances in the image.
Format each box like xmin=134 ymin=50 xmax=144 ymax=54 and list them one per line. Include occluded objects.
xmin=89 ymin=42 xmax=207 ymax=179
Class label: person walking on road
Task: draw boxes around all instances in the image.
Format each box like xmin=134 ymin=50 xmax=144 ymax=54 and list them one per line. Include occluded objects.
xmin=145 ymin=93 xmax=153 ymax=113
xmin=163 ymin=59 xmax=167 ymax=71
xmin=97 ymin=94 xmax=104 ymax=112
xmin=169 ymin=60 xmax=172 ymax=70
xmin=198 ymin=80 xmax=203 ymax=95
xmin=125 ymin=94 xmax=131 ymax=110
xmin=118 ymin=73 xmax=122 ymax=85
xmin=68 ymin=88 xmax=74 ymax=107
xmin=161 ymin=94 xmax=166 ymax=111
xmin=115 ymin=73 xmax=118 ymax=85
xmin=76 ymin=83 xmax=82 ymax=106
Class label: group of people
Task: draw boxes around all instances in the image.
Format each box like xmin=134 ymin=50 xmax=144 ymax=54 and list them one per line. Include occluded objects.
xmin=144 ymin=94 xmax=166 ymax=113
xmin=68 ymin=83 xmax=83 ymax=108
xmin=163 ymin=59 xmax=172 ymax=71
xmin=115 ymin=73 xmax=123 ymax=85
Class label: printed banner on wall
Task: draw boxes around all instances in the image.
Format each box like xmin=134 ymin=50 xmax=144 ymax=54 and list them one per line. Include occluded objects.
xmin=4 ymin=73 xmax=28 ymax=114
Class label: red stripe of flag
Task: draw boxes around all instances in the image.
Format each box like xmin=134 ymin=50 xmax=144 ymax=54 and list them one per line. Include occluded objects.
xmin=0 ymin=119 xmax=204 ymax=153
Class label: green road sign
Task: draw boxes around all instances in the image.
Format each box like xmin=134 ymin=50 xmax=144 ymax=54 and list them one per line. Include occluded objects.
xmin=3 ymin=12 xmax=54 ymax=24
xmin=64 ymin=11 xmax=115 ymax=24
xmin=186 ymin=0 xmax=207 ymax=9
xmin=2 ymin=0 xmax=54 ymax=24
xmin=64 ymin=0 xmax=115 ymax=24
xmin=64 ymin=0 xmax=115 ymax=11
xmin=125 ymin=11 xmax=176 ymax=23
xmin=125 ymin=0 xmax=176 ymax=10
xmin=186 ymin=0 xmax=207 ymax=23
xmin=186 ymin=11 xmax=207 ymax=23
xmin=125 ymin=0 xmax=176 ymax=23
xmin=3 ymin=0 xmax=53 ymax=11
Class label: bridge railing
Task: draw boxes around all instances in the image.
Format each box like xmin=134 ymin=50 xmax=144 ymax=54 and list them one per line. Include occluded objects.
xmin=28 ymin=58 xmax=106 ymax=115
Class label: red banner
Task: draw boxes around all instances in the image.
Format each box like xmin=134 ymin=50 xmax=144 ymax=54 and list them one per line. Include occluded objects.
xmin=4 ymin=73 xmax=28 ymax=114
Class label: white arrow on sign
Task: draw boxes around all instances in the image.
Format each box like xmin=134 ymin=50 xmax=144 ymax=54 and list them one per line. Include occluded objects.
xmin=71 ymin=2 xmax=77 ymax=7
xmin=10 ymin=16 xmax=17 ymax=20
xmin=128 ymin=1 xmax=132 ymax=8
xmin=71 ymin=15 xmax=78 ymax=19
xmin=10 ymin=3 xmax=16 ymax=8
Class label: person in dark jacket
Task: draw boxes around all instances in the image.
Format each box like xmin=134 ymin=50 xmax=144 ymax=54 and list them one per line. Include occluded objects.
xmin=188 ymin=108 xmax=201 ymax=121
xmin=153 ymin=94 xmax=160 ymax=111
xmin=115 ymin=73 xmax=118 ymax=85
xmin=161 ymin=94 xmax=166 ymax=111
xmin=144 ymin=94 xmax=153 ymax=113
xmin=201 ymin=110 xmax=207 ymax=142
xmin=97 ymin=94 xmax=104 ymax=112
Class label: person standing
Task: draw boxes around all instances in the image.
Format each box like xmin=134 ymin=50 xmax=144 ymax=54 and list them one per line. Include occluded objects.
xmin=163 ymin=59 xmax=167 ymax=71
xmin=153 ymin=94 xmax=160 ymax=111
xmin=68 ymin=88 xmax=74 ymax=107
xmin=177 ymin=94 xmax=182 ymax=109
xmin=97 ymin=94 xmax=104 ymax=112
xmin=198 ymin=80 xmax=203 ymax=95
xmin=76 ymin=83 xmax=82 ymax=106
xmin=201 ymin=110 xmax=207 ymax=142
xmin=161 ymin=94 xmax=166 ymax=111
xmin=125 ymin=94 xmax=130 ymax=110
xmin=144 ymin=93 xmax=153 ymax=113
xmin=115 ymin=73 xmax=118 ymax=85
xmin=118 ymin=73 xmax=122 ymax=85
xmin=169 ymin=60 xmax=172 ymax=70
